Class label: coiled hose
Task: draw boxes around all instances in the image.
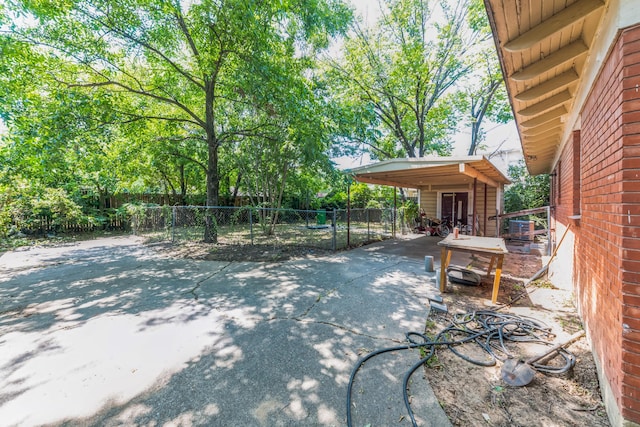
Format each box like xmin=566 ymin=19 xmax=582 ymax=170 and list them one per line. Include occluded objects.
xmin=346 ymin=310 xmax=578 ymax=427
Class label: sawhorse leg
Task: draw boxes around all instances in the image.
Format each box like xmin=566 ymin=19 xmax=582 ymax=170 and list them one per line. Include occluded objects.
xmin=490 ymin=254 xmax=504 ymax=304
xmin=487 ymin=256 xmax=496 ymax=277
xmin=440 ymin=247 xmax=452 ymax=293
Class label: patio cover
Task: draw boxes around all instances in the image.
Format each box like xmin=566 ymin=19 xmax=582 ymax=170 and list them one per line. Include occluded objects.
xmin=347 ymin=156 xmax=510 ymax=188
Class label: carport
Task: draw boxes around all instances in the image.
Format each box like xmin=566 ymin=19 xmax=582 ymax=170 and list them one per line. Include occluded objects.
xmin=348 ymin=155 xmax=511 ymax=237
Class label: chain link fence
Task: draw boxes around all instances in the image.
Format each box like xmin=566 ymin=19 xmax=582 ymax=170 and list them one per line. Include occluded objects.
xmin=131 ymin=206 xmax=398 ymax=251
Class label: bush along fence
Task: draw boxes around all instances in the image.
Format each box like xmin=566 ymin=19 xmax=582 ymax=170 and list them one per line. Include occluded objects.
xmin=5 ymin=209 xmax=129 ymax=237
xmin=131 ymin=206 xmax=400 ymax=251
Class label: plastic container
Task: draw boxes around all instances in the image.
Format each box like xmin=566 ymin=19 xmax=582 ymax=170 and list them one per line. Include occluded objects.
xmin=425 ymin=255 xmax=435 ymax=272
xmin=316 ymin=211 xmax=326 ymax=225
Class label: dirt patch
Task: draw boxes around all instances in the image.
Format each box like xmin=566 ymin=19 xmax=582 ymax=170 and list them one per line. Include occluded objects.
xmin=148 ymin=240 xmax=334 ymax=262
xmin=424 ymin=248 xmax=609 ymax=427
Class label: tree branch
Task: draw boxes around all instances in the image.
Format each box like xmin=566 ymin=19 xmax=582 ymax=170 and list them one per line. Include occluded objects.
xmin=172 ymin=3 xmax=202 ymax=68
xmin=66 ymin=79 xmax=206 ymax=128
xmin=167 ymin=150 xmax=208 ymax=173
xmin=80 ymin=6 xmax=205 ymax=91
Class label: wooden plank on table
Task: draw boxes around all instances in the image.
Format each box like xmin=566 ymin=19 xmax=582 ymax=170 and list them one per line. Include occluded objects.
xmin=438 ymin=236 xmax=508 ymax=253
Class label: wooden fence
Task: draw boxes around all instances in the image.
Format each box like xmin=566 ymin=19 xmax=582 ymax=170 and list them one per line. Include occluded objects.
xmin=11 ymin=213 xmax=129 ymax=236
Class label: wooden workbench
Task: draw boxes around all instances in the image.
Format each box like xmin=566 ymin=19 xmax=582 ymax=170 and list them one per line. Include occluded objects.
xmin=437 ymin=235 xmax=509 ymax=304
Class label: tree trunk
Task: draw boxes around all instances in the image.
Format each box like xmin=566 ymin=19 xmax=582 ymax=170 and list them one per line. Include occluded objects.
xmin=468 ymin=120 xmax=480 ymax=155
xmin=203 ymin=81 xmax=219 ymax=243
xmin=179 ymin=164 xmax=186 ymax=205
xmin=231 ymin=172 xmax=242 ymax=206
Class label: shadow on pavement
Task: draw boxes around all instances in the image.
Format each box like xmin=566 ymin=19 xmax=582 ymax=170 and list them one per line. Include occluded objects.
xmin=0 ymin=235 xmax=450 ymax=426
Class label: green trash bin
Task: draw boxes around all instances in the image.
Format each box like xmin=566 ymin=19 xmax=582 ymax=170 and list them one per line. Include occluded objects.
xmin=316 ymin=210 xmax=326 ymax=225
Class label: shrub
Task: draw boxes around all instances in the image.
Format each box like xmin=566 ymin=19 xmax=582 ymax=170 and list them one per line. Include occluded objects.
xmin=1 ymin=184 xmax=86 ymax=235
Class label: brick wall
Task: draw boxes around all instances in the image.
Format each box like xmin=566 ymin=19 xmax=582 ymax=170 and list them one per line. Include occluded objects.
xmin=576 ymin=24 xmax=623 ymax=419
xmin=569 ymin=24 xmax=640 ymax=423
xmin=621 ymin=24 xmax=640 ymax=422
xmin=555 ymin=131 xmax=581 ymax=220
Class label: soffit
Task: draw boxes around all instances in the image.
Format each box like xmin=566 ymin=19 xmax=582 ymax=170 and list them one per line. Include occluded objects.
xmin=484 ymin=0 xmax=607 ymax=174
xmin=348 ymin=156 xmax=510 ymax=189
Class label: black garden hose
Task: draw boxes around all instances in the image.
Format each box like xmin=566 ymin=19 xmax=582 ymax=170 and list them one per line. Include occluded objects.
xmin=346 ymin=310 xmax=578 ymax=427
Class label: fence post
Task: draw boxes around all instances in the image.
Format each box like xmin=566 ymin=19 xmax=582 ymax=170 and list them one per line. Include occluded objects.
xmin=367 ymin=209 xmax=370 ymax=240
xmin=393 ymin=189 xmax=397 ymax=238
xmin=332 ymin=208 xmax=337 ymax=251
xmin=172 ymin=206 xmax=176 ymax=242
xmin=249 ymin=209 xmax=254 ymax=245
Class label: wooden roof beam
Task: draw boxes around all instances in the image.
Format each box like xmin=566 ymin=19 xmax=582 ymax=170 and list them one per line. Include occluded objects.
xmin=518 ymin=90 xmax=573 ymax=116
xmin=525 ymin=128 xmax=563 ymax=142
xmin=353 ymin=176 xmax=408 ymax=187
xmin=523 ymin=141 xmax=561 ymax=158
xmin=458 ymin=163 xmax=498 ymax=188
xmin=504 ymin=0 xmax=605 ymax=52
xmin=521 ymin=106 xmax=568 ymax=128
xmin=521 ymin=118 xmax=563 ymax=136
xmin=511 ymin=41 xmax=588 ymax=81
xmin=515 ymin=70 xmax=580 ymax=102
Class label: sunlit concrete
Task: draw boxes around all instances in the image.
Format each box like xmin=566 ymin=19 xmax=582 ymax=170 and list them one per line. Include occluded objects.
xmin=0 ymin=235 xmax=451 ymax=426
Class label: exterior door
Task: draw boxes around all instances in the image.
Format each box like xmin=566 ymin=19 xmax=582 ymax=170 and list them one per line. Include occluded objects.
xmin=441 ymin=193 xmax=468 ymax=225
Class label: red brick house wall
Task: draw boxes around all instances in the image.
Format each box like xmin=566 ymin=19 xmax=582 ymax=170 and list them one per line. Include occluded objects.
xmin=554 ymin=131 xmax=581 ymax=219
xmin=556 ymin=24 xmax=640 ymax=423
xmin=621 ymin=24 xmax=640 ymax=422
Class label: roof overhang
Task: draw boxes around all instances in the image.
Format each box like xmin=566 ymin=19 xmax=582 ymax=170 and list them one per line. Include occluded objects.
xmin=347 ymin=156 xmax=510 ymax=189
xmin=484 ymin=0 xmax=608 ymax=174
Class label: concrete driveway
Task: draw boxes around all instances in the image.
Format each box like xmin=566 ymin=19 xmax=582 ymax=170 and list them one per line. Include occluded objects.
xmin=0 ymin=235 xmax=451 ymax=426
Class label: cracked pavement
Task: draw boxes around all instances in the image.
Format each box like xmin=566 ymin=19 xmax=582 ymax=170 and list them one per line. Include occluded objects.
xmin=0 ymin=235 xmax=451 ymax=426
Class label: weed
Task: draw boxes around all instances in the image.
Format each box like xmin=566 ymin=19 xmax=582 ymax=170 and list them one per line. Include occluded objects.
xmin=556 ymin=314 xmax=583 ymax=332
xmin=419 ymin=346 xmax=429 ymax=358
xmin=532 ymin=279 xmax=557 ymax=289
xmin=425 ymin=320 xmax=438 ymax=332
xmin=422 ymin=351 xmax=440 ymax=368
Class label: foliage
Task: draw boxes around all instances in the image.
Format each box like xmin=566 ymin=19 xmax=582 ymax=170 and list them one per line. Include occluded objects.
xmin=504 ymin=161 xmax=550 ymax=212
xmin=326 ymin=0 xmax=484 ymax=160
xmin=227 ymin=64 xmax=339 ymax=231
xmin=321 ymin=190 xmax=348 ymax=209
xmin=2 ymin=0 xmax=353 ymax=242
xmin=454 ymin=46 xmax=512 ymax=155
xmin=0 ymin=0 xmax=521 ymax=241
xmin=0 ymin=184 xmax=12 ymax=236
xmin=399 ymin=199 xmax=420 ymax=227
xmin=365 ymin=200 xmax=384 ymax=209
xmin=349 ymin=182 xmax=373 ymax=208
xmin=0 ymin=182 xmax=87 ymax=236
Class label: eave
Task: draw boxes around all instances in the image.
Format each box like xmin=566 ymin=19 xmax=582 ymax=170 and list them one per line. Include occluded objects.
xmin=347 ymin=156 xmax=510 ymax=189
xmin=484 ymin=0 xmax=607 ymax=174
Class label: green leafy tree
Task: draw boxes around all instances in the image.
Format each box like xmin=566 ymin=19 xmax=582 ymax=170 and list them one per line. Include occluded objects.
xmin=457 ymin=48 xmax=512 ymax=155
xmin=504 ymin=161 xmax=550 ymax=212
xmin=2 ymin=0 xmax=352 ymax=242
xmin=326 ymin=0 xmax=483 ymax=160
xmin=0 ymin=38 xmax=130 ymax=214
xmin=1 ymin=180 xmax=86 ymax=236
xmin=227 ymin=56 xmax=341 ymax=233
xmin=350 ymin=182 xmax=373 ymax=209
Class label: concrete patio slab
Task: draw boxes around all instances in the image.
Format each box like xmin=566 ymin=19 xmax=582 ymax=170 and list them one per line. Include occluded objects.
xmin=0 ymin=235 xmax=452 ymax=426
